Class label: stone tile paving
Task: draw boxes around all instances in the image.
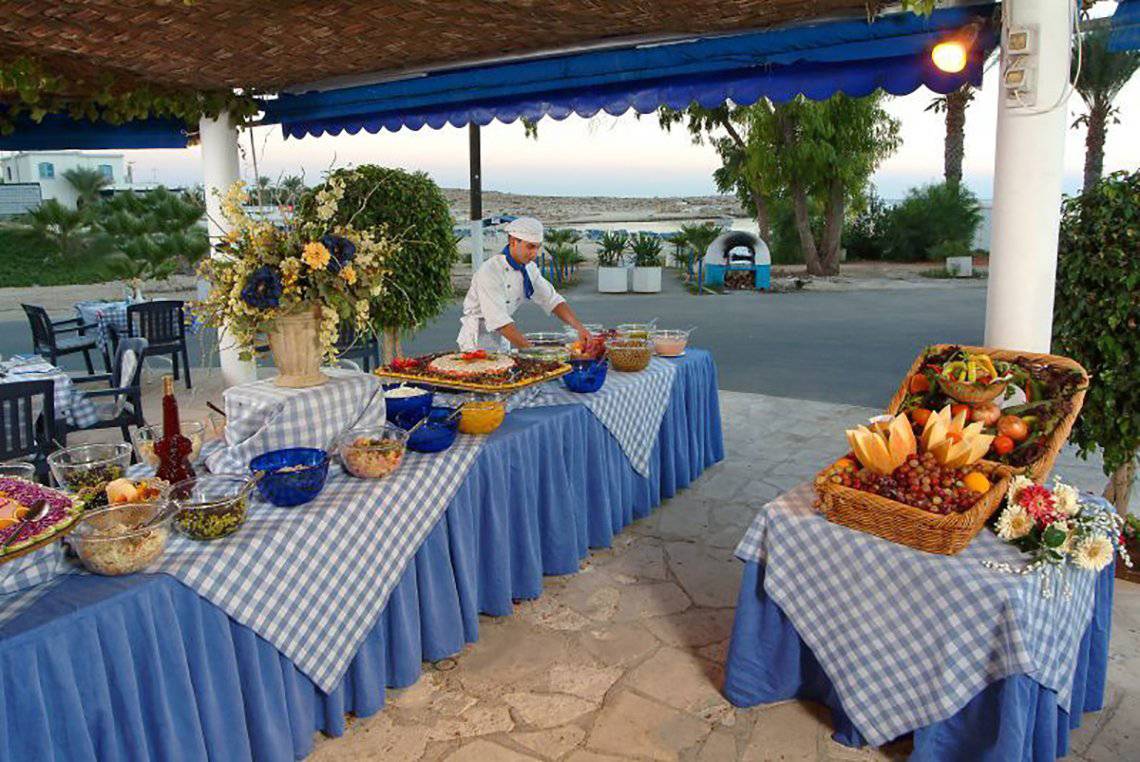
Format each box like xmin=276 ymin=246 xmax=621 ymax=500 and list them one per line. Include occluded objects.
xmin=69 ymin=376 xmax=1136 ymax=760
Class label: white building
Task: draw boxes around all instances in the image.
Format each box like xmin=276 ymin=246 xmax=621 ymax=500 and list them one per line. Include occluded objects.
xmin=0 ymin=151 xmax=131 ymax=208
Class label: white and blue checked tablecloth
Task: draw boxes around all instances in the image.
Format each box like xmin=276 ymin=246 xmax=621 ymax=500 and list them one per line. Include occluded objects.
xmin=0 ymin=544 xmax=68 ymax=597
xmin=205 ymin=369 xmax=385 ymax=474
xmin=74 ymin=300 xmax=129 ymax=352
xmin=516 ymin=356 xmax=678 ymax=477
xmin=735 ymin=483 xmax=1104 ymax=747
xmin=0 ymin=357 xmax=99 ymax=428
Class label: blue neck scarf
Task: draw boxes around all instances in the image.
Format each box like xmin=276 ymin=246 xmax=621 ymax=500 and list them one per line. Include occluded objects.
xmin=503 ymin=246 xmax=534 ymax=300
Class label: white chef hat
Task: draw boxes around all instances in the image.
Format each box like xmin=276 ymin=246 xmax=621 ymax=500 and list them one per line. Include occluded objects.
xmin=503 ymin=216 xmax=544 ymax=244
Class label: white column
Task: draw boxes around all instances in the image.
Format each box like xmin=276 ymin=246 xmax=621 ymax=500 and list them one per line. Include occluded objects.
xmin=984 ymin=0 xmax=1071 ymax=352
xmin=199 ymin=112 xmax=258 ymax=387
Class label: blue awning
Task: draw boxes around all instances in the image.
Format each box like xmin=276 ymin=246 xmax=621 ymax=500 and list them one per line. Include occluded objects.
xmin=265 ymin=4 xmax=998 ymax=139
xmin=0 ymin=111 xmax=190 ymax=151
xmin=1110 ymin=0 xmax=1140 ymax=52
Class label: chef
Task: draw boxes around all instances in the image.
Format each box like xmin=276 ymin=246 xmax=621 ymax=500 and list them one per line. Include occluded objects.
xmin=457 ymin=216 xmax=590 ymax=351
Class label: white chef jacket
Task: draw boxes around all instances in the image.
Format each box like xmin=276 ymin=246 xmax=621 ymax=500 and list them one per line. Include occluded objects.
xmin=457 ymin=254 xmax=565 ymax=351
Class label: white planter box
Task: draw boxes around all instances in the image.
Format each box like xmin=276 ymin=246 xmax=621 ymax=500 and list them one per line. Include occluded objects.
xmin=631 ymin=266 xmax=662 ymax=293
xmin=945 ymin=256 xmax=973 ymax=277
xmin=597 ymin=266 xmax=629 ymax=293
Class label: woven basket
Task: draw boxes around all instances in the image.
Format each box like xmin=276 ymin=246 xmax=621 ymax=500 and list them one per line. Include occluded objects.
xmin=815 ymin=462 xmax=1011 ymax=555
xmin=887 ymin=345 xmax=1088 ymax=482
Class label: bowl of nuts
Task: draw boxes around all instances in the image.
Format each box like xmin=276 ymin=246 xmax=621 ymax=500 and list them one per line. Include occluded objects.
xmin=167 ymin=474 xmax=254 ymax=541
xmin=607 ymin=338 xmax=652 ymax=372
xmin=338 ymin=425 xmax=408 ymax=479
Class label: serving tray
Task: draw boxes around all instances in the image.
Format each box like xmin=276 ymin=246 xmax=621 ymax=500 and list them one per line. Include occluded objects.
xmin=0 ymin=480 xmax=83 ymax=565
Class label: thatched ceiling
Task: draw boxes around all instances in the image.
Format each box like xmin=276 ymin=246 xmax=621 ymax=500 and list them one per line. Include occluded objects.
xmin=0 ymin=0 xmax=877 ymax=92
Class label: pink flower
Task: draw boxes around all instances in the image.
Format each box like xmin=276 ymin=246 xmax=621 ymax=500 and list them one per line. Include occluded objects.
xmin=1017 ymin=484 xmax=1058 ymax=525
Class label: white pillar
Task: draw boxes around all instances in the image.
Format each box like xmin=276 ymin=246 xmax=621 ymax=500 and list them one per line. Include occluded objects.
xmin=984 ymin=0 xmax=1071 ymax=352
xmin=199 ymin=112 xmax=258 ymax=387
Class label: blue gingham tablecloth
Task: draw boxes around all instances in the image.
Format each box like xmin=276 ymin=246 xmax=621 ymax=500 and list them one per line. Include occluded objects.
xmin=74 ymin=300 xmax=129 ymax=352
xmin=517 ymin=356 xmax=678 ymax=477
xmin=205 ymin=369 xmax=385 ymax=474
xmin=0 ymin=357 xmax=99 ymax=428
xmin=734 ymin=483 xmax=1103 ymax=747
xmin=0 ymin=544 xmax=68 ymax=597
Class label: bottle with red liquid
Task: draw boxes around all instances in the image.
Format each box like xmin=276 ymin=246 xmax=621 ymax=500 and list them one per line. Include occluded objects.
xmin=154 ymin=375 xmax=196 ymax=484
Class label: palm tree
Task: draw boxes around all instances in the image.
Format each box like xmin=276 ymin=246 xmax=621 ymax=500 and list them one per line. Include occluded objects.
xmin=925 ymin=85 xmax=975 ymax=189
xmin=277 ymin=174 xmax=306 ymax=204
xmin=62 ymin=167 xmax=110 ymax=208
xmin=1072 ymin=26 xmax=1140 ymax=191
xmin=22 ymin=199 xmax=93 ymax=260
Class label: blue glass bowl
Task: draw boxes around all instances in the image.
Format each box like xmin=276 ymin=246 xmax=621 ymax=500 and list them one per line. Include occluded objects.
xmin=563 ymin=358 xmax=608 ymax=393
xmin=383 ymin=383 xmax=434 ymax=429
xmin=406 ymin=407 xmax=460 ymax=453
xmin=249 ymin=448 xmax=330 ymax=507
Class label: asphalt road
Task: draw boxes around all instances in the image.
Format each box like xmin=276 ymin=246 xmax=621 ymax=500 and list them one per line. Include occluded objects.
xmin=1 ymin=284 xmax=985 ymax=408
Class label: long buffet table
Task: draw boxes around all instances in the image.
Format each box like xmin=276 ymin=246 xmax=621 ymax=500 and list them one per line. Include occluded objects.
xmin=0 ymin=350 xmax=723 ymax=761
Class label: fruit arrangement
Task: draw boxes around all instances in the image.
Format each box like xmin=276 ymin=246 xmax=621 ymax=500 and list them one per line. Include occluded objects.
xmin=817 ymin=408 xmax=995 ymax=516
xmin=894 ymin=345 xmax=1088 ymax=476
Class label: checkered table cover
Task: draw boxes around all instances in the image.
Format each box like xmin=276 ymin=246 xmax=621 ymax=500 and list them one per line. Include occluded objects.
xmin=516 ymin=356 xmax=678 ymax=477
xmin=205 ymin=369 xmax=385 ymax=474
xmin=735 ymin=483 xmax=1103 ymax=747
xmin=0 ymin=357 xmax=99 ymax=428
xmin=0 ymin=543 xmax=67 ymax=597
xmin=75 ymin=300 xmax=129 ymax=352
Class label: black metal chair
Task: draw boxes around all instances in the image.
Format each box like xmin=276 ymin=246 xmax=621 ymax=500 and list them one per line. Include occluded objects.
xmin=0 ymin=379 xmax=59 ymax=482
xmin=126 ymin=300 xmax=192 ymax=389
xmin=65 ymin=337 xmax=148 ymax=448
xmin=334 ymin=324 xmax=382 ymax=372
xmin=22 ymin=304 xmax=101 ymax=374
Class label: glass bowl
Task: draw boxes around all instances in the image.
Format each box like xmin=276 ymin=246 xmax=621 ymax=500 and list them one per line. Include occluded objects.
xmin=563 ymin=358 xmax=609 ymax=393
xmin=70 ymin=502 xmax=171 ymax=576
xmin=649 ymin=329 xmax=690 ymax=357
xmin=615 ymin=323 xmax=653 ymax=340
xmin=132 ymin=420 xmax=206 ymax=467
xmin=48 ymin=443 xmax=132 ymax=505
xmin=407 ymin=407 xmax=460 ymax=453
xmin=458 ymin=397 xmax=507 ymax=435
xmin=525 ymin=332 xmax=570 ymax=347
xmin=563 ymin=324 xmax=604 ymax=341
xmin=249 ymin=448 xmax=330 ymax=507
xmin=338 ymin=425 xmax=408 ymax=479
xmin=516 ymin=345 xmax=570 ymax=363
xmin=383 ymin=383 xmax=434 ymax=429
xmin=168 ymin=474 xmax=254 ymax=541
xmin=607 ymin=338 xmax=652 ymax=372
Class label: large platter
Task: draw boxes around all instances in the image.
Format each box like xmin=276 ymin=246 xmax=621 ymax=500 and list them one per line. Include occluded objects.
xmin=376 ymin=353 xmax=572 ymax=393
xmin=0 ymin=478 xmax=83 ymax=565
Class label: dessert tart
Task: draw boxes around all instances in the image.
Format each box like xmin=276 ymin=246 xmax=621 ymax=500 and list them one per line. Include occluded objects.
xmin=427 ymin=351 xmax=516 ymax=379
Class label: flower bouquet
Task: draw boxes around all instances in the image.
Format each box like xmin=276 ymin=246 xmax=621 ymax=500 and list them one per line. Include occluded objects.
xmin=989 ymin=475 xmax=1132 ymax=579
xmin=195 ymin=178 xmax=398 ymax=387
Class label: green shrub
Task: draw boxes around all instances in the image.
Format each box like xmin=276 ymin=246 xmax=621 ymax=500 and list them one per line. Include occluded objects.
xmin=596 ymin=231 xmax=628 ymax=267
xmin=881 ymin=182 xmax=981 ymax=261
xmin=842 ymin=187 xmax=891 ymax=260
xmin=768 ymin=196 xmax=809 ymax=265
xmin=1053 ymin=169 xmax=1140 ymax=511
xmin=301 ymin=166 xmax=457 ymax=332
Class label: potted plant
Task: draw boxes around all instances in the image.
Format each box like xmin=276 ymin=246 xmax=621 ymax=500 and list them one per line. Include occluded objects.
xmin=595 ymin=230 xmax=628 ymax=293
xmin=630 ymin=232 xmax=663 ymax=293
xmin=196 ymin=177 xmax=398 ymax=387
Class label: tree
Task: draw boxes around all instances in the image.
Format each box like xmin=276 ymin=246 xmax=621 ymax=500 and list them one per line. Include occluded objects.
xmin=98 ymin=188 xmax=209 ymax=288
xmin=1053 ymin=170 xmax=1140 ymax=513
xmin=1072 ymin=26 xmax=1140 ymax=191
xmin=925 ymin=86 xmax=975 ymax=189
xmin=63 ymin=167 xmax=110 ymax=208
xmin=20 ymin=199 xmax=95 ymax=260
xmin=659 ymin=104 xmax=773 ymax=242
xmin=277 ymin=174 xmax=306 ymax=203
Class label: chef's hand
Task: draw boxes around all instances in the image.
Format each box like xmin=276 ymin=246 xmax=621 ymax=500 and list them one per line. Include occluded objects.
xmin=576 ymin=325 xmax=591 ymax=343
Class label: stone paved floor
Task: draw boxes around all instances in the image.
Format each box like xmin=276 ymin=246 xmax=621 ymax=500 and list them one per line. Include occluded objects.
xmin=72 ymin=371 xmax=1139 ymax=760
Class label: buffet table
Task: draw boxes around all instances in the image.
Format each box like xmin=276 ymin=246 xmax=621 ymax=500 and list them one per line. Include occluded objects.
xmin=724 ymin=484 xmax=1115 ymax=760
xmin=0 ymin=350 xmax=722 ymax=761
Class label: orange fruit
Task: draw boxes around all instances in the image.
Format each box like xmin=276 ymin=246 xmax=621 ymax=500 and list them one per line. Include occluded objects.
xmin=963 ymin=472 xmax=991 ymax=494
xmin=834 ymin=458 xmax=856 ymax=471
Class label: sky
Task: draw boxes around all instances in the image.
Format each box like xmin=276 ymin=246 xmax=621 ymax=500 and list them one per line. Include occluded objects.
xmin=112 ymin=26 xmax=1140 ymax=202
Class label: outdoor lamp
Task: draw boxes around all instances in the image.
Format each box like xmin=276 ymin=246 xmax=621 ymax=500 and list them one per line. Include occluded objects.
xmin=931 ymin=21 xmax=982 ymax=74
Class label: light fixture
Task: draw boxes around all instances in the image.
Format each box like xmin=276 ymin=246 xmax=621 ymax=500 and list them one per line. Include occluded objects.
xmin=931 ymin=21 xmax=983 ymax=74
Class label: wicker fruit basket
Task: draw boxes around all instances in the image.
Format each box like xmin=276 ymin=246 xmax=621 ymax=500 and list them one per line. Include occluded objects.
xmin=887 ymin=345 xmax=1088 ymax=482
xmin=815 ymin=461 xmax=1012 ymax=555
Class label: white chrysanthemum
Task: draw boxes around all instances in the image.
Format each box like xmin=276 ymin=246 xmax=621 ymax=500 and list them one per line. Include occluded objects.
xmin=996 ymin=505 xmax=1034 ymax=540
xmin=1073 ymin=535 xmax=1114 ymax=571
xmin=1053 ymin=482 xmax=1080 ymax=517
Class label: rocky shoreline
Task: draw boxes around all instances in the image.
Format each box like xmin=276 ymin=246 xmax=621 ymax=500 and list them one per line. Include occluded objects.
xmin=441 ymin=188 xmax=746 ymax=225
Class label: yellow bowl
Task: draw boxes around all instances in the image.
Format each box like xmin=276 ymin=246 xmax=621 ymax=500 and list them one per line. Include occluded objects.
xmin=458 ymin=400 xmax=506 ymax=435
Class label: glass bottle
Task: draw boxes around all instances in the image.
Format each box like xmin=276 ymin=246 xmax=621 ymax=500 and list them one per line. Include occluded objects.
xmin=155 ymin=375 xmax=196 ymax=483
